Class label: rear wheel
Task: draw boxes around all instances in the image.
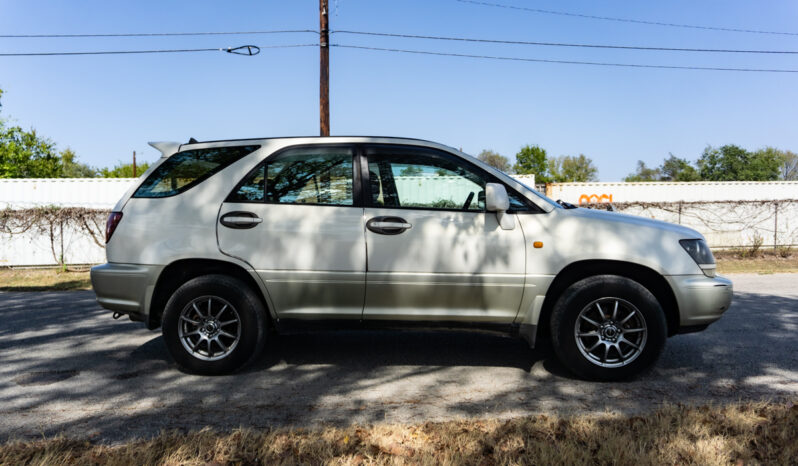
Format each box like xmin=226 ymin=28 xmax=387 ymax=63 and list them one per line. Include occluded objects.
xmin=162 ymin=274 xmax=266 ymax=375
xmin=550 ymin=275 xmax=666 ymax=381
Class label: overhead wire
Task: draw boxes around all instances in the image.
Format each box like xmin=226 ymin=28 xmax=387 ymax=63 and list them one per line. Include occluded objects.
xmin=455 ymin=0 xmax=798 ymax=36
xmin=333 ymin=30 xmax=798 ymax=54
xmin=332 ymin=43 xmax=798 ymax=73
xmin=0 ymin=44 xmax=315 ymax=57
xmin=0 ymin=29 xmax=318 ymax=39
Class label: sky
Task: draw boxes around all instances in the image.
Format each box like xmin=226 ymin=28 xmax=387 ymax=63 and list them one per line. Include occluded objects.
xmin=1 ymin=0 xmax=797 ymax=181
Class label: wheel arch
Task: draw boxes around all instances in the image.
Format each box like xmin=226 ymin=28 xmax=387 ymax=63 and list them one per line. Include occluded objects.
xmin=536 ymin=260 xmax=680 ymax=342
xmin=147 ymin=258 xmax=270 ymax=330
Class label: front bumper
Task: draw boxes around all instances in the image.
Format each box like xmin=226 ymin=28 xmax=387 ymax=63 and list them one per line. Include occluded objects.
xmin=90 ymin=263 xmax=163 ymax=323
xmin=665 ymin=274 xmax=733 ymax=328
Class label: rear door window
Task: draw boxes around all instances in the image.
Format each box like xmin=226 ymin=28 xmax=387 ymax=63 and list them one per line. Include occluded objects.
xmin=134 ymin=145 xmax=260 ymax=198
xmin=227 ymin=146 xmax=355 ymax=206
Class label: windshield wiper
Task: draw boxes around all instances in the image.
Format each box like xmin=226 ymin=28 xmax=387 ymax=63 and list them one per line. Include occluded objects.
xmin=556 ymin=199 xmax=578 ymax=209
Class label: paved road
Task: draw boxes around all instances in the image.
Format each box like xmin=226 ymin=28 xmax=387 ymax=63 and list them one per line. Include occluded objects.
xmin=1 ymin=274 xmax=796 ymax=442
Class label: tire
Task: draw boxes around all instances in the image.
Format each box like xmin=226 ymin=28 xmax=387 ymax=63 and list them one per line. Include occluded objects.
xmin=550 ymin=275 xmax=666 ymax=381
xmin=161 ymin=274 xmax=267 ymax=375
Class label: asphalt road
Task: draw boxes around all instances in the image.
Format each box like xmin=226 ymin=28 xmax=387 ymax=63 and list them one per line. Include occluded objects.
xmin=1 ymin=273 xmax=796 ymax=442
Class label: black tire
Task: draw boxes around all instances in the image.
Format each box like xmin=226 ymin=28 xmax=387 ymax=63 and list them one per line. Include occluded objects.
xmin=162 ymin=274 xmax=267 ymax=375
xmin=550 ymin=275 xmax=667 ymax=381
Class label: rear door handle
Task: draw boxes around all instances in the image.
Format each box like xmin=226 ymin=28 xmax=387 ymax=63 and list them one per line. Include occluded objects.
xmin=220 ymin=211 xmax=262 ymax=229
xmin=366 ymin=216 xmax=412 ymax=235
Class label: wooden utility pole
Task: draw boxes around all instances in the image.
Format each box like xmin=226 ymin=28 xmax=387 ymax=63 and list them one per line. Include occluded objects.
xmin=319 ymin=0 xmax=330 ymax=136
xmin=132 ymin=150 xmax=137 ymax=177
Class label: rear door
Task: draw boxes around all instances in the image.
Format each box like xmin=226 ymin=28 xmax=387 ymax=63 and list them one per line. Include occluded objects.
xmin=361 ymin=145 xmax=527 ymax=323
xmin=217 ymin=145 xmax=366 ymax=319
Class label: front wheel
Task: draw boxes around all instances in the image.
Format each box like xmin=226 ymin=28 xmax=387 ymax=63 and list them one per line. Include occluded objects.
xmin=162 ymin=274 xmax=267 ymax=375
xmin=550 ymin=275 xmax=667 ymax=381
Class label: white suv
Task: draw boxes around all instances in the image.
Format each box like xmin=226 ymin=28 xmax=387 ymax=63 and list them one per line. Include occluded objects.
xmin=91 ymin=136 xmax=732 ymax=380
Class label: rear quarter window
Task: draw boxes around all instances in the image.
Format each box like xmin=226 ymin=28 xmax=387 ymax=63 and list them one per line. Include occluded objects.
xmin=134 ymin=145 xmax=260 ymax=198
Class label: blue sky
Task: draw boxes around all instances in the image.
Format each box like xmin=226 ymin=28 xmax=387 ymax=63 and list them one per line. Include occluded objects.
xmin=1 ymin=0 xmax=796 ymax=180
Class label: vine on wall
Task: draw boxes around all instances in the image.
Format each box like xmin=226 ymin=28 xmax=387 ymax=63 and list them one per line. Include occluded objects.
xmin=0 ymin=207 xmax=107 ymax=266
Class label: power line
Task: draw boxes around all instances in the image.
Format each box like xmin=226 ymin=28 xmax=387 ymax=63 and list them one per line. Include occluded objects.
xmin=333 ymin=30 xmax=798 ymax=54
xmin=333 ymin=43 xmax=798 ymax=73
xmin=455 ymin=0 xmax=798 ymax=36
xmin=0 ymin=44 xmax=314 ymax=57
xmin=0 ymin=29 xmax=318 ymax=39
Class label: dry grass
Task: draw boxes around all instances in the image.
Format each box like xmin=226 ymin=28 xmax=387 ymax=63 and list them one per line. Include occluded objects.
xmin=0 ymin=268 xmax=91 ymax=291
xmin=715 ymin=251 xmax=798 ymax=274
xmin=2 ymin=402 xmax=796 ymax=465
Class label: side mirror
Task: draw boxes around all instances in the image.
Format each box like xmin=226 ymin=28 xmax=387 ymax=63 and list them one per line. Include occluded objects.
xmin=485 ymin=183 xmax=515 ymax=230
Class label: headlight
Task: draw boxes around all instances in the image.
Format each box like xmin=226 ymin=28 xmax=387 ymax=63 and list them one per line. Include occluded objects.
xmin=679 ymin=239 xmax=716 ymax=277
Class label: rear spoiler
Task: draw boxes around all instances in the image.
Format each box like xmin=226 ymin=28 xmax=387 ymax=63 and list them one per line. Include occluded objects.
xmin=148 ymin=141 xmax=181 ymax=158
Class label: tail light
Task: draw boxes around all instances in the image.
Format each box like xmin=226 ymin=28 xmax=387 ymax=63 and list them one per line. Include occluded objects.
xmin=105 ymin=212 xmax=123 ymax=243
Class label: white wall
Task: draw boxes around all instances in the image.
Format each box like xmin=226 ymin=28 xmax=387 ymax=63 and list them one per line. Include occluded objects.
xmin=545 ymin=181 xmax=798 ymax=204
xmin=1 ymin=178 xmax=795 ymax=266
xmin=0 ymin=178 xmax=134 ymax=266
xmin=0 ymin=178 xmax=134 ymax=209
xmin=545 ymin=181 xmax=798 ymax=248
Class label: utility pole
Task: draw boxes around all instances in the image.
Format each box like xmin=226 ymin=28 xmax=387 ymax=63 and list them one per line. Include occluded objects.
xmin=132 ymin=150 xmax=137 ymax=177
xmin=319 ymin=0 xmax=330 ymax=136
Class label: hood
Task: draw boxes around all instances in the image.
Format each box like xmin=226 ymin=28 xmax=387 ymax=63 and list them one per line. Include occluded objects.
xmin=560 ymin=206 xmax=704 ymax=239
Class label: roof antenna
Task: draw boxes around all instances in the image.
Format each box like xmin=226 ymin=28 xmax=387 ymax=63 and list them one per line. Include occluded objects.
xmin=188 ymin=137 xmax=198 ymax=144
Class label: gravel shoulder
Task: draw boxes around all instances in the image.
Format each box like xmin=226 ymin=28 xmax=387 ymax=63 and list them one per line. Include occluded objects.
xmin=0 ymin=273 xmax=796 ymax=442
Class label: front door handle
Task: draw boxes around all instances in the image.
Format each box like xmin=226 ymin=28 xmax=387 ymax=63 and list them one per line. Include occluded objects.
xmin=220 ymin=211 xmax=262 ymax=229
xmin=366 ymin=216 xmax=412 ymax=235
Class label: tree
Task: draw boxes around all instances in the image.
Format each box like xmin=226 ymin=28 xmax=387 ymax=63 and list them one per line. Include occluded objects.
xmin=513 ymin=145 xmax=551 ymax=182
xmin=660 ymin=154 xmax=700 ymax=181
xmin=756 ymin=147 xmax=798 ymax=181
xmin=99 ymin=161 xmax=151 ymax=178
xmin=624 ymin=161 xmax=662 ymax=182
xmin=698 ymin=145 xmax=780 ymax=181
xmin=0 ymin=125 xmax=62 ymax=178
xmin=476 ymin=150 xmax=511 ymax=173
xmin=780 ymin=150 xmax=798 ymax=180
xmin=60 ymin=148 xmax=98 ymax=178
xmin=548 ymin=154 xmax=598 ymax=182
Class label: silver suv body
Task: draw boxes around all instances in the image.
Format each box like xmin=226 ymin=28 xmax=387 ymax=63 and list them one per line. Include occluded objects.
xmin=91 ymin=136 xmax=732 ymax=379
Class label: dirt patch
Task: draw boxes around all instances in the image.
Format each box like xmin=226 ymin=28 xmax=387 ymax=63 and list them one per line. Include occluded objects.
xmin=1 ymin=402 xmax=796 ymax=465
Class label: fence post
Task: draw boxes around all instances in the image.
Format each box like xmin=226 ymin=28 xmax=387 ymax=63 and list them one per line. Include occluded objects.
xmin=677 ymin=201 xmax=682 ymax=224
xmin=774 ymin=201 xmax=779 ymax=250
xmin=59 ymin=219 xmax=65 ymax=270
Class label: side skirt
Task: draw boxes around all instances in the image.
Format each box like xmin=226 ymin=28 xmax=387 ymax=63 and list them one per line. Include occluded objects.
xmin=273 ymin=319 xmax=535 ymax=346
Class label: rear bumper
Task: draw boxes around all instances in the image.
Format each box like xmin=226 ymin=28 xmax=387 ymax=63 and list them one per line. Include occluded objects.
xmin=90 ymin=263 xmax=163 ymax=322
xmin=665 ymin=274 xmax=733 ymax=329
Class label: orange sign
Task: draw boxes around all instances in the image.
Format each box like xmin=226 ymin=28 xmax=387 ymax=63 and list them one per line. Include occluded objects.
xmin=578 ymin=193 xmax=613 ymax=204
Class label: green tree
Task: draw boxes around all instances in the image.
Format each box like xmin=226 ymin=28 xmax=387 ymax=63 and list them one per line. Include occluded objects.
xmin=698 ymin=145 xmax=780 ymax=181
xmin=624 ymin=161 xmax=662 ymax=182
xmin=513 ymin=145 xmax=551 ymax=182
xmin=0 ymin=125 xmax=62 ymax=178
xmin=660 ymin=154 xmax=700 ymax=181
xmin=549 ymin=154 xmax=598 ymax=182
xmin=99 ymin=161 xmax=151 ymax=178
xmin=756 ymin=147 xmax=798 ymax=181
xmin=476 ymin=149 xmax=511 ymax=173
xmin=60 ymin=148 xmax=98 ymax=178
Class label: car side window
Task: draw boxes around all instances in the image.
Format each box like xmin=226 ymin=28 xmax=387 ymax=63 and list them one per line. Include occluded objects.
xmin=228 ymin=147 xmax=354 ymax=206
xmin=135 ymin=145 xmax=260 ymax=198
xmin=367 ymin=148 xmax=488 ymax=211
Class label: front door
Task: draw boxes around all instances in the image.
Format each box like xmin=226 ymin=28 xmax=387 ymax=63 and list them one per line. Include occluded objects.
xmin=217 ymin=145 xmax=366 ymax=319
xmin=361 ymin=145 xmax=527 ymax=323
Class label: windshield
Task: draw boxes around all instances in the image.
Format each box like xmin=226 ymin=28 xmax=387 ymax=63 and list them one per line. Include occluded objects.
xmin=507 ymin=178 xmax=562 ymax=209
